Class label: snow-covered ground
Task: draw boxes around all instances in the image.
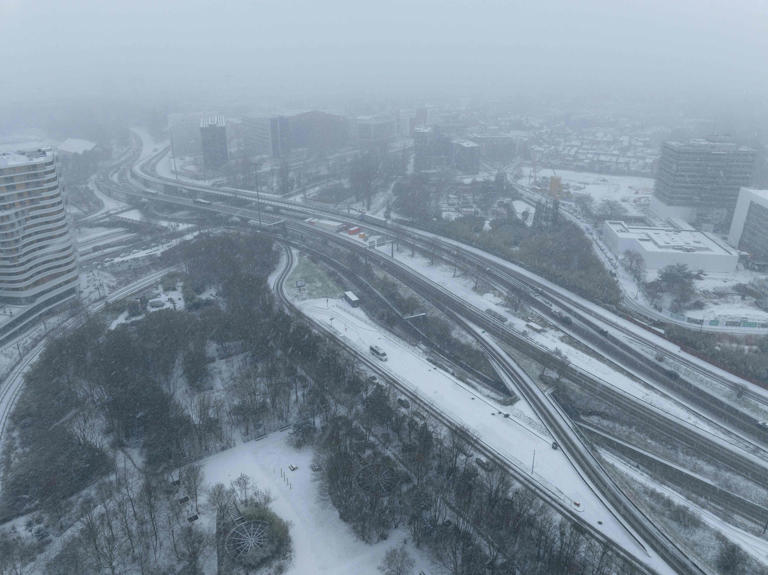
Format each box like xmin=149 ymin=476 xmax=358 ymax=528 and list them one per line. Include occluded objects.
xmin=80 ymin=268 xmax=117 ymax=304
xmin=115 ymin=208 xmax=193 ymax=231
xmin=131 ymin=127 xmax=167 ymax=162
xmin=363 ymin=239 xmax=768 ymax=445
xmin=109 ymin=282 xmax=184 ymax=330
xmin=84 ymin=175 xmax=130 ymax=220
xmin=76 ymin=225 xmax=136 ymax=253
xmin=602 ymin=449 xmax=768 ymax=567
xmin=200 ymin=431 xmax=436 ymax=575
xmin=155 ymin=150 xmax=216 ymax=186
xmin=514 ymin=168 xmax=768 ymax=332
xmin=512 ymin=199 xmax=536 ymax=226
xmin=76 ymin=226 xmax=119 ymax=243
xmin=104 ymin=232 xmax=198 ymax=264
xmin=382 ymin=210 xmax=768 ymax=392
xmin=292 ymin=294 xmax=674 ymax=573
xmin=518 ymin=167 xmax=654 ymax=217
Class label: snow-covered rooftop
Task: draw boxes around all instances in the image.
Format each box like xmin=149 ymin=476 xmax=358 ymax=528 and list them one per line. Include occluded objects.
xmin=200 ymin=115 xmax=225 ymax=128
xmin=452 ymin=139 xmax=479 ymax=148
xmin=0 ymin=148 xmax=53 ymax=169
xmin=605 ymin=221 xmax=737 ymax=256
xmin=57 ymin=138 xmax=97 ymax=155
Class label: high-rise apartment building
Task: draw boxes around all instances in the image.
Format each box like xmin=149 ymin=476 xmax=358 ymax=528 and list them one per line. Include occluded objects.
xmin=651 ymin=139 xmax=755 ymax=227
xmin=269 ymin=116 xmax=291 ymax=158
xmin=0 ymin=149 xmax=78 ymax=307
xmin=200 ymin=115 xmax=229 ymax=171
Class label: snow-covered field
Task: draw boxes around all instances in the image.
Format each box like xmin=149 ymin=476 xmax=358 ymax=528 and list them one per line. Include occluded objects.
xmin=518 ymin=167 xmax=654 ymax=217
xmin=200 ymin=432 xmax=435 ymax=575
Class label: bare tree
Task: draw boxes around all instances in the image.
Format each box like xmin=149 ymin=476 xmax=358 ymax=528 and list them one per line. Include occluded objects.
xmin=379 ymin=544 xmax=415 ymax=575
xmin=621 ymin=250 xmax=646 ymax=282
xmin=182 ymin=463 xmax=204 ymax=513
xmin=232 ymin=473 xmax=251 ymax=503
xmin=207 ymin=483 xmax=234 ymax=517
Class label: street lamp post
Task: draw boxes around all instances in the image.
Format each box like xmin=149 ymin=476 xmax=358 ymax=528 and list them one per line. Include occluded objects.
xmin=256 ymin=188 xmax=263 ymax=227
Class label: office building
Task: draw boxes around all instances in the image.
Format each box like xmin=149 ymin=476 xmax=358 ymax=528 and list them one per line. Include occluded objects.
xmin=290 ymin=111 xmax=349 ymax=152
xmin=169 ymin=113 xmax=202 ymax=157
xmin=355 ymin=116 xmax=396 ymax=146
xmin=241 ymin=117 xmax=273 ymax=158
xmin=269 ymin=111 xmax=349 ymax=158
xmin=451 ymin=139 xmax=480 ymax=174
xmin=728 ymin=187 xmax=768 ymax=263
xmin=414 ymin=126 xmax=451 ymax=171
xmin=0 ymin=149 xmax=78 ymax=306
xmin=602 ymin=219 xmax=738 ymax=275
xmin=650 ymin=139 xmax=755 ymax=227
xmin=200 ymin=115 xmax=228 ymax=171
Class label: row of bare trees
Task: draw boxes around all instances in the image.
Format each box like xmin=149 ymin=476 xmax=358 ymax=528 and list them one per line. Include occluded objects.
xmin=46 ymin=463 xmax=208 ymax=575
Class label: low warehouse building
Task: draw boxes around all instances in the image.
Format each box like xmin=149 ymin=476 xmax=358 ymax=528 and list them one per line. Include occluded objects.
xmin=602 ymin=220 xmax=738 ymax=275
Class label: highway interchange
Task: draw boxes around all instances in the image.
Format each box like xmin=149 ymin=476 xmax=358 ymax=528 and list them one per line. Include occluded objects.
xmin=127 ymin=139 xmax=765 ymax=574
xmin=119 ymin=136 xmax=768 ymax=573
xmin=4 ymin=134 xmax=767 ymax=573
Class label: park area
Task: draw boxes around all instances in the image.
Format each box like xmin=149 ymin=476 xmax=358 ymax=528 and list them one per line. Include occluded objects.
xmin=200 ymin=431 xmax=434 ymax=575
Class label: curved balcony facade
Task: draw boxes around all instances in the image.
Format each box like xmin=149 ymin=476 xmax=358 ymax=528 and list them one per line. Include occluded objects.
xmin=0 ymin=149 xmax=78 ymax=305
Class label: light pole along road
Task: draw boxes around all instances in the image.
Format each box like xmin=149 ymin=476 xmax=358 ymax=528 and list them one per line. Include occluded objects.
xmin=130 ymin=143 xmax=768 ymax=454
xmin=123 ymin=142 xmax=723 ymax=572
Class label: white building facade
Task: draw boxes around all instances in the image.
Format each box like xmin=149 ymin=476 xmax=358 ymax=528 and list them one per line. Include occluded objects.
xmin=0 ymin=149 xmax=78 ymax=306
xmin=602 ymin=220 xmax=738 ymax=274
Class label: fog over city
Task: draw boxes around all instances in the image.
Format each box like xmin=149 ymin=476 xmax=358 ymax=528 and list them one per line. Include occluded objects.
xmin=3 ymin=2 xmax=768 ymax=575
xmin=2 ymin=0 xmax=767 ymax=107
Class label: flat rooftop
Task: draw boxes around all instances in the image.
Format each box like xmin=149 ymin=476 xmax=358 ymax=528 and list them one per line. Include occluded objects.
xmin=0 ymin=148 xmax=53 ymax=169
xmin=58 ymin=138 xmax=96 ymax=154
xmin=665 ymin=139 xmax=755 ymax=154
xmin=606 ymin=220 xmax=738 ymax=256
xmin=740 ymin=187 xmax=768 ymax=203
xmin=200 ymin=115 xmax=225 ymax=128
xmin=452 ymin=139 xmax=479 ymax=148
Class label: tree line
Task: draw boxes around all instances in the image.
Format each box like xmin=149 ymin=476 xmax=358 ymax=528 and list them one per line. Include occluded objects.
xmin=3 ymin=230 xmax=634 ymax=573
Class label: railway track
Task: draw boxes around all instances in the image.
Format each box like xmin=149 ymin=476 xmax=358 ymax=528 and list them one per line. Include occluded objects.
xmin=121 ymin=144 xmax=766 ymax=571
xmin=581 ymin=421 xmax=768 ymax=528
xmin=467 ymin=328 xmax=703 ymax=575
xmin=0 ymin=266 xmax=180 ymax=448
xmin=292 ymin=221 xmax=768 ymax=488
xmin=272 ymin=243 xmax=679 ymax=574
xmin=132 ymin=147 xmax=764 ymax=406
xmin=124 ymin=159 xmax=768 ymax=486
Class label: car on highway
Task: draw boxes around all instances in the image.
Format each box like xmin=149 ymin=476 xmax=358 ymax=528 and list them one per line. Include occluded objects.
xmin=369 ymin=344 xmax=388 ymax=361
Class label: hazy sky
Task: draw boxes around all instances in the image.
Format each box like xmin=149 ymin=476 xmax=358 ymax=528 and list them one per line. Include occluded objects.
xmin=1 ymin=0 xmax=767 ymax=108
